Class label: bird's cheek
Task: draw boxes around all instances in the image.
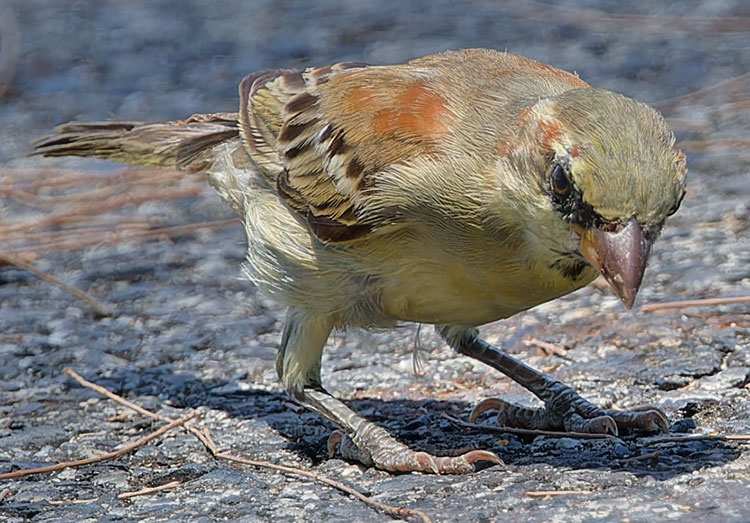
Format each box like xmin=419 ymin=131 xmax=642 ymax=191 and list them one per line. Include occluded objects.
xmin=565 ymin=228 xmax=583 ymax=253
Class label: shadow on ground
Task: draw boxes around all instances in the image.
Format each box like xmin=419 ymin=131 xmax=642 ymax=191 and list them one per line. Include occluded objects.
xmin=85 ymin=367 xmax=741 ymax=481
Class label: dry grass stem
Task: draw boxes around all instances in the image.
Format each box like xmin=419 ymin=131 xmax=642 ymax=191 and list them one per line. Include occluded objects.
xmin=655 ymin=73 xmax=750 ymax=111
xmin=64 ymin=368 xmax=166 ymax=421
xmin=526 ymin=489 xmax=594 ymax=498
xmin=442 ymin=414 xmax=617 ymax=439
xmin=643 ymin=434 xmax=750 ymax=445
xmin=0 ymin=252 xmax=112 ymax=316
xmin=641 ymin=296 xmax=750 ymax=312
xmin=502 ymin=1 xmax=750 ymax=35
xmin=61 ymin=368 xmax=433 ymax=523
xmin=1 ymin=166 xmax=236 ymax=256
xmin=118 ymin=481 xmax=182 ymax=500
xmin=677 ymin=139 xmax=750 ymax=153
xmin=48 ymin=498 xmax=97 ymax=506
xmin=524 ymin=337 xmax=569 ymax=357
xmin=619 ymin=451 xmax=662 ymax=463
xmin=0 ymin=411 xmax=198 ymax=480
xmin=0 ymin=3 xmax=20 ymax=99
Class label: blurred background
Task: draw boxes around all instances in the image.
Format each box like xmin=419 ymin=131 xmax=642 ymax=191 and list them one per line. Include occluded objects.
xmin=1 ymin=0 xmax=748 ymax=143
xmin=1 ymin=0 xmax=749 ymax=256
xmin=1 ymin=1 xmax=748 ymax=521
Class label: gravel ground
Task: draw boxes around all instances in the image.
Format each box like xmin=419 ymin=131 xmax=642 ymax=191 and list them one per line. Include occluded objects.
xmin=1 ymin=1 xmax=749 ymax=521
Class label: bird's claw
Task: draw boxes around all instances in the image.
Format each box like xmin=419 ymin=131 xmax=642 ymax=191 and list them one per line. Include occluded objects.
xmin=469 ymin=397 xmax=509 ymax=424
xmin=563 ymin=412 xmax=619 ymax=435
xmin=327 ymin=430 xmax=344 ymax=458
xmin=470 ymin=392 xmax=670 ymax=436
xmin=327 ymin=429 xmax=502 ymax=474
xmin=428 ymin=449 xmax=503 ymax=474
xmin=606 ymin=405 xmax=670 ymax=433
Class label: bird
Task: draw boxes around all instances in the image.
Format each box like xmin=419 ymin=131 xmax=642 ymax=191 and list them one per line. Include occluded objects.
xmin=34 ymin=48 xmax=687 ymax=474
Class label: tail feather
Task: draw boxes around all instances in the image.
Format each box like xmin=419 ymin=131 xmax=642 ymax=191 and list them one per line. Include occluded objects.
xmin=32 ymin=113 xmax=240 ymax=172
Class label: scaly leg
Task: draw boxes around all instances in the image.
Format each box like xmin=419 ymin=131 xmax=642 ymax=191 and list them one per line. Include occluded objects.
xmin=276 ymin=309 xmax=501 ymax=473
xmin=438 ymin=326 xmax=669 ymax=435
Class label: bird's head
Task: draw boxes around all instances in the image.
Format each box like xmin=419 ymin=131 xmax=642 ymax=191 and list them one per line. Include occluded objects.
xmin=505 ymin=87 xmax=687 ymax=308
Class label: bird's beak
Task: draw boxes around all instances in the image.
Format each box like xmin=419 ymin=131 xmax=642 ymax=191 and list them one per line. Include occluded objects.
xmin=578 ymin=218 xmax=652 ymax=309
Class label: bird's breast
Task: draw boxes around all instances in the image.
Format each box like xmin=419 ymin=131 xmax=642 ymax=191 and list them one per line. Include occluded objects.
xmin=374 ymin=242 xmax=597 ymax=326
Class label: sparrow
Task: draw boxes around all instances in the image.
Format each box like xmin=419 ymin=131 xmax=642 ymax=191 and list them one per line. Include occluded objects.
xmin=34 ymin=48 xmax=687 ymax=474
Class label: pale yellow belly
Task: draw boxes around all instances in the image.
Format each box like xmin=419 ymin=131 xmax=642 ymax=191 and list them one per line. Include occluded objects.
xmin=377 ymin=256 xmax=597 ymax=326
xmin=241 ymin=185 xmax=596 ymax=327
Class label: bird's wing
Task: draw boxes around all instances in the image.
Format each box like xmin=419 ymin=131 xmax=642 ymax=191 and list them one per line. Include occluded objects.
xmin=239 ymin=62 xmax=459 ymax=243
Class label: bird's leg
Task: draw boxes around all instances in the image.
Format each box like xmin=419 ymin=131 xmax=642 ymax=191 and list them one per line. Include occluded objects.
xmin=438 ymin=326 xmax=669 ymax=435
xmin=277 ymin=308 xmax=501 ymax=474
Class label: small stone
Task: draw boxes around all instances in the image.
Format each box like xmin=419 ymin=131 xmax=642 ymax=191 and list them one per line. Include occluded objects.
xmin=613 ymin=443 xmax=629 ymax=458
xmin=671 ymin=418 xmax=698 ymax=433
xmin=557 ymin=437 xmax=582 ymax=450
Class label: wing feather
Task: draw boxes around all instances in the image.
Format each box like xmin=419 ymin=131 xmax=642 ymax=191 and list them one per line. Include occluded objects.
xmin=239 ymin=60 xmax=456 ymax=243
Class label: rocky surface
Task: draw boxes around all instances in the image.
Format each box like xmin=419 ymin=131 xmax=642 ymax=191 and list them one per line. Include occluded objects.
xmin=1 ymin=1 xmax=748 ymax=521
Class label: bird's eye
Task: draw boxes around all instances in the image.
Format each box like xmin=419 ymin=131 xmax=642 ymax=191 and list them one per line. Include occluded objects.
xmin=551 ymin=163 xmax=571 ymax=197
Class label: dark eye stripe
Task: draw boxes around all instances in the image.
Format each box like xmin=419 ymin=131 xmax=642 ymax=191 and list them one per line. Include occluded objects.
xmin=547 ymin=157 xmax=611 ymax=230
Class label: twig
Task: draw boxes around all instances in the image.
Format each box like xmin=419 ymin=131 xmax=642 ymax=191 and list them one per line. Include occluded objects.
xmin=619 ymin=451 xmax=662 ymax=463
xmin=0 ymin=3 xmax=20 ymax=99
xmin=64 ymin=368 xmax=168 ymax=421
xmin=447 ymin=415 xmax=750 ymax=445
xmin=0 ymin=411 xmax=198 ymax=480
xmin=99 ymin=219 xmax=238 ymax=243
xmin=526 ymin=489 xmax=593 ymax=498
xmin=523 ymin=337 xmax=569 ymax=358
xmin=66 ymin=367 xmax=213 ymax=449
xmin=63 ymin=369 xmax=433 ymax=523
xmin=0 ymin=488 xmax=10 ymax=503
xmin=0 ymin=252 xmax=112 ymax=316
xmin=48 ymin=498 xmax=97 ymax=506
xmin=1 ymin=166 xmax=237 ymax=256
xmin=641 ymin=296 xmax=750 ymax=312
xmin=499 ymin=1 xmax=750 ymax=35
xmin=642 ymin=434 xmax=750 ymax=445
xmin=118 ymin=481 xmax=181 ymax=500
xmin=2 ymin=168 xmax=187 ymax=203
xmin=3 ymin=218 xmax=237 ymax=254
xmin=677 ymin=139 xmax=750 ymax=152
xmin=655 ymin=73 xmax=750 ymax=112
xmin=211 ymin=445 xmax=431 ymax=522
xmin=664 ymin=117 xmax=711 ymax=134
xmin=3 ymin=187 xmax=203 ymax=232
xmin=442 ymin=413 xmax=617 ymax=439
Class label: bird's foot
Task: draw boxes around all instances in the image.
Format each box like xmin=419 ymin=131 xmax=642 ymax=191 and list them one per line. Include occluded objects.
xmin=327 ymin=424 xmax=502 ymax=474
xmin=470 ymin=383 xmax=669 ymax=436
